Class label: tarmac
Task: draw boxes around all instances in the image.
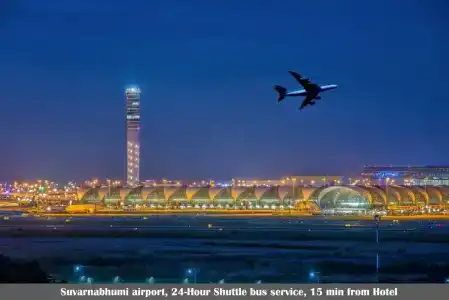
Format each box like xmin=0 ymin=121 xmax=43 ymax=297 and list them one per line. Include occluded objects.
xmin=2 ymin=206 xmax=449 ymax=220
xmin=0 ymin=213 xmax=448 ymax=283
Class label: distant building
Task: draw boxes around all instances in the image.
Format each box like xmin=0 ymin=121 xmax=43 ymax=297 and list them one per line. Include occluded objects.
xmin=231 ymin=176 xmax=344 ymax=187
xmin=142 ymin=180 xmax=158 ymax=187
xmin=232 ymin=179 xmax=281 ymax=187
xmin=362 ymin=165 xmax=449 ymax=186
xmin=143 ymin=180 xmax=182 ymax=187
xmin=125 ymin=86 xmax=141 ymax=187
xmin=281 ymin=176 xmax=344 ymax=187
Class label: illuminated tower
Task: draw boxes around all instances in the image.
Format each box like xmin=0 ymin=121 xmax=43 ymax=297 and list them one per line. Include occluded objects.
xmin=125 ymin=86 xmax=141 ymax=186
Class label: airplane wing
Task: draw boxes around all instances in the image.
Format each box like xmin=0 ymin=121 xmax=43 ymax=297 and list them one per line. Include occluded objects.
xmin=299 ymin=94 xmax=315 ymax=110
xmin=288 ymin=71 xmax=320 ymax=91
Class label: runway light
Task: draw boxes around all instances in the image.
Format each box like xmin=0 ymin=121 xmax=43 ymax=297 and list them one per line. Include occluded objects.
xmin=113 ymin=276 xmax=122 ymax=283
xmin=74 ymin=265 xmax=83 ymax=273
xmin=309 ymin=270 xmax=321 ymax=283
xmin=146 ymin=277 xmax=155 ymax=284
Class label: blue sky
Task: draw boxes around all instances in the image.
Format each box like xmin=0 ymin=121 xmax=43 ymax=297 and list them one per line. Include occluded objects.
xmin=0 ymin=0 xmax=448 ymax=182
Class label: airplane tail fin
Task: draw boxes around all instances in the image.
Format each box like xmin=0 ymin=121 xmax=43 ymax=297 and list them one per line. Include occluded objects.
xmin=274 ymin=85 xmax=287 ymax=103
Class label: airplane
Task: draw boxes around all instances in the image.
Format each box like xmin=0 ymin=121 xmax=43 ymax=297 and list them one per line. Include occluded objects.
xmin=274 ymin=71 xmax=338 ymax=110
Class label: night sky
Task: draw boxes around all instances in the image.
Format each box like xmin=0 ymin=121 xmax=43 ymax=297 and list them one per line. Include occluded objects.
xmin=1 ymin=0 xmax=448 ymax=183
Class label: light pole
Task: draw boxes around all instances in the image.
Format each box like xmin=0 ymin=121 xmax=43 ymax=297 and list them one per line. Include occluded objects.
xmin=106 ymin=179 xmax=111 ymax=208
xmin=376 ymin=177 xmax=390 ymax=283
xmin=424 ymin=177 xmax=428 ymax=214
xmin=73 ymin=265 xmax=84 ymax=282
xmin=375 ymin=217 xmax=380 ymax=283
xmin=385 ymin=178 xmax=390 ymax=214
xmin=291 ymin=178 xmax=296 ymax=214
xmin=107 ymin=179 xmax=111 ymax=196
xmin=186 ymin=268 xmax=199 ymax=284
xmin=309 ymin=271 xmax=320 ymax=284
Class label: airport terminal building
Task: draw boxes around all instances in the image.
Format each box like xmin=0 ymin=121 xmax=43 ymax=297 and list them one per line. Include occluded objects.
xmin=362 ymin=165 xmax=449 ymax=186
xmin=76 ymin=185 xmax=449 ymax=212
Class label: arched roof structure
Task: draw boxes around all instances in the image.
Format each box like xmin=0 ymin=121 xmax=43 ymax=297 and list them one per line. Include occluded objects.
xmin=407 ymin=186 xmax=427 ymax=205
xmin=362 ymin=186 xmax=387 ymax=206
xmin=231 ymin=187 xmax=248 ymax=200
xmin=425 ymin=186 xmax=443 ymax=205
xmin=254 ymin=187 xmax=273 ymax=200
xmin=436 ymin=186 xmax=449 ymax=204
xmin=302 ymin=187 xmax=317 ymax=201
xmin=375 ymin=186 xmax=400 ymax=205
xmin=120 ymin=187 xmax=133 ymax=200
xmin=141 ymin=187 xmax=155 ymax=200
xmin=125 ymin=186 xmax=143 ymax=201
xmin=316 ymin=186 xmax=371 ymax=209
xmin=278 ymin=186 xmax=292 ymax=201
xmin=75 ymin=185 xmax=449 ymax=208
xmin=392 ymin=186 xmax=415 ymax=206
xmin=208 ymin=187 xmax=225 ymax=200
xmin=186 ymin=187 xmax=210 ymax=201
xmin=145 ymin=186 xmax=165 ymax=202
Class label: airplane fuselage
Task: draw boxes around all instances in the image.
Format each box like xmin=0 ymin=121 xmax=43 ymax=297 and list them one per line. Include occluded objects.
xmin=274 ymin=71 xmax=338 ymax=110
xmin=286 ymin=84 xmax=338 ymax=97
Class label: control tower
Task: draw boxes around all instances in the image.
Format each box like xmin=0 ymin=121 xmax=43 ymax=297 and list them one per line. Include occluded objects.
xmin=125 ymin=86 xmax=141 ymax=186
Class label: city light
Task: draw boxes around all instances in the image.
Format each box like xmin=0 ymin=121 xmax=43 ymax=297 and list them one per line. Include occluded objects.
xmin=1 ymin=174 xmax=448 ymax=216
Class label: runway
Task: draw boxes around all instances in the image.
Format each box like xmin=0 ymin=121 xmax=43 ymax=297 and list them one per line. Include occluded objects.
xmin=0 ymin=213 xmax=448 ymax=283
xmin=1 ymin=213 xmax=448 ymax=232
